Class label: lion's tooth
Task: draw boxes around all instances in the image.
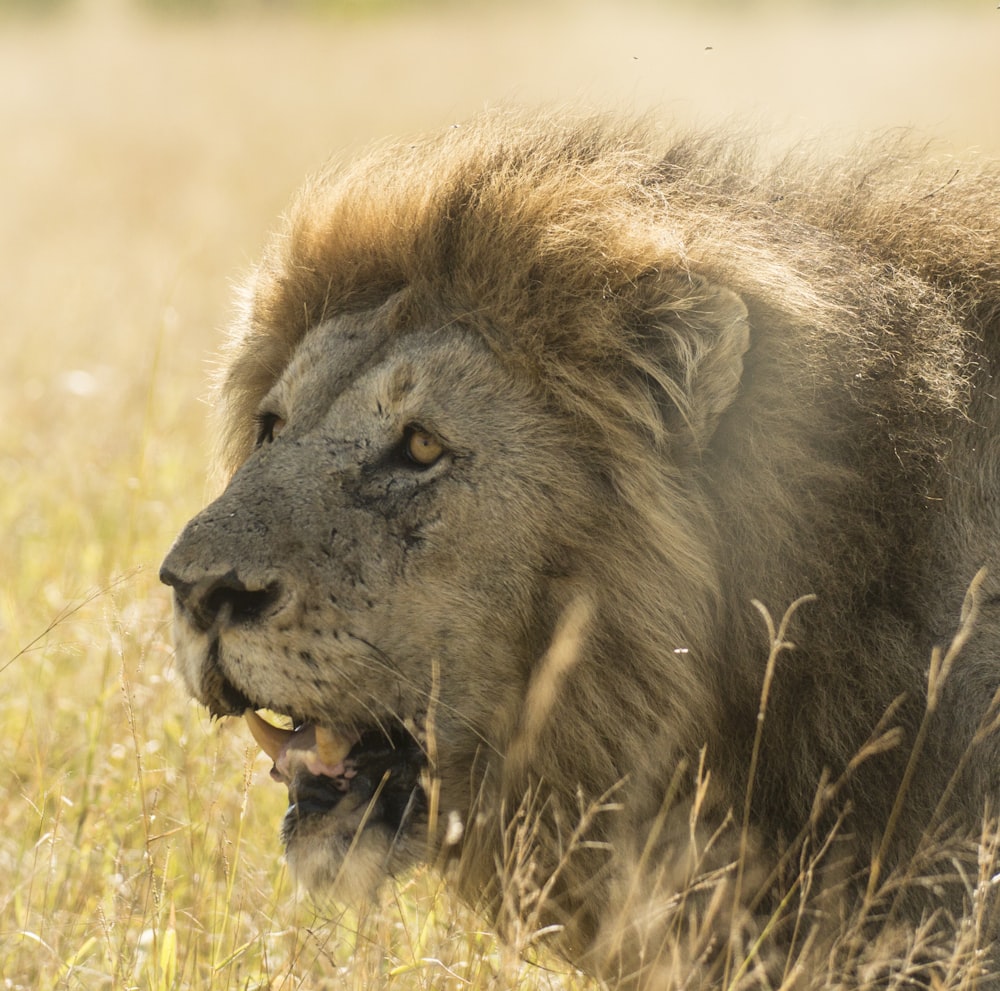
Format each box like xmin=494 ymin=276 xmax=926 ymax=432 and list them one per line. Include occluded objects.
xmin=244 ymin=709 xmax=294 ymax=761
xmin=314 ymin=725 xmax=352 ymax=766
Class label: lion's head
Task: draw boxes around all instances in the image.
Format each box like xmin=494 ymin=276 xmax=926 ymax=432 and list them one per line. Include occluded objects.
xmin=162 ymin=113 xmax=1000 ymax=983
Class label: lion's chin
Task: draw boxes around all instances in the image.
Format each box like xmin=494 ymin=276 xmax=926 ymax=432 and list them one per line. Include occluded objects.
xmin=282 ymin=809 xmax=403 ymax=904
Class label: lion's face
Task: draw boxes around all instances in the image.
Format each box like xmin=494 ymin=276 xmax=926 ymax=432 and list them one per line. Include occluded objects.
xmin=160 ymin=299 xmax=594 ymax=898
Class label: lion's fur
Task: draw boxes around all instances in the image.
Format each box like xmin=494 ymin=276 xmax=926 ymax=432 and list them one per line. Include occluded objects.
xmin=166 ymin=112 xmax=1000 ymax=985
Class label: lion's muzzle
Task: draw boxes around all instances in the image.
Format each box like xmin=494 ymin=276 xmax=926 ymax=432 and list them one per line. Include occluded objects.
xmin=160 ymin=511 xmax=432 ymax=896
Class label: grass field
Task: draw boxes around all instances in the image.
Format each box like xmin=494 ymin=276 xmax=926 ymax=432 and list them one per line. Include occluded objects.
xmin=2 ymin=3 xmax=999 ymax=988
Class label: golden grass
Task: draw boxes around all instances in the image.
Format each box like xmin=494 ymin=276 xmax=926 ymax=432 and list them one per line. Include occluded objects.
xmin=2 ymin=4 xmax=998 ymax=988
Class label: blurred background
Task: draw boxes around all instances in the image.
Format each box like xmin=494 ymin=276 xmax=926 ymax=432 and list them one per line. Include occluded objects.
xmin=1 ymin=1 xmax=998 ymax=987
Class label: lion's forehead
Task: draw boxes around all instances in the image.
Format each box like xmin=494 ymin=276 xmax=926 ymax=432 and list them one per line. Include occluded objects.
xmin=272 ymin=306 xmax=400 ymax=412
xmin=274 ymin=316 xmax=511 ymax=435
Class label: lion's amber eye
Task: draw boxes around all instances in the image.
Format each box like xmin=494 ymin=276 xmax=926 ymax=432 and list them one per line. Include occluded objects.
xmin=405 ymin=427 xmax=445 ymax=466
xmin=256 ymin=412 xmax=286 ymax=446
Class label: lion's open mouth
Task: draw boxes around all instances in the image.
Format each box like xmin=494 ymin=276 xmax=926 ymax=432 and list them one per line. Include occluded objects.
xmin=244 ymin=710 xmax=428 ymax=842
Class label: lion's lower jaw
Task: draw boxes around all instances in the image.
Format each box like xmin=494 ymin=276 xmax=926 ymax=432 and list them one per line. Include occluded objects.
xmin=277 ymin=760 xmax=428 ymax=905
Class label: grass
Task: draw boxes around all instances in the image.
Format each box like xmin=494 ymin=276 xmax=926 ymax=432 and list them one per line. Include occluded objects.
xmin=2 ymin=3 xmax=999 ymax=989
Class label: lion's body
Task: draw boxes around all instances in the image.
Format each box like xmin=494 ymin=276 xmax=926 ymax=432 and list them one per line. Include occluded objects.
xmin=162 ymin=114 xmax=1000 ymax=986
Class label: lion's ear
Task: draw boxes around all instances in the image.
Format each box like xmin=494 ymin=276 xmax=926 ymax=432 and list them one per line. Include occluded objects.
xmin=632 ymin=274 xmax=750 ymax=454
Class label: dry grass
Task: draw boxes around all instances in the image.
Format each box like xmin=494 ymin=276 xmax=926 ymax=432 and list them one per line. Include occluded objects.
xmin=2 ymin=3 xmax=999 ymax=988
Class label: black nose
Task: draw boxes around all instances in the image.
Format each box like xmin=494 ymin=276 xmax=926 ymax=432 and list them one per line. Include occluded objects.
xmin=159 ymin=565 xmax=282 ymax=633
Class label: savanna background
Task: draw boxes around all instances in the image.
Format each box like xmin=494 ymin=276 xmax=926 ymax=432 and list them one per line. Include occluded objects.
xmin=2 ymin=1 xmax=999 ymax=988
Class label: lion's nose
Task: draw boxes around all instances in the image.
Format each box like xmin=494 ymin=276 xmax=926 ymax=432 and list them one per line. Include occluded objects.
xmin=159 ymin=564 xmax=282 ymax=633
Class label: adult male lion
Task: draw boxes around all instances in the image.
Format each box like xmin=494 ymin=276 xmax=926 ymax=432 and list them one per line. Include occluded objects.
xmin=161 ymin=113 xmax=1000 ymax=987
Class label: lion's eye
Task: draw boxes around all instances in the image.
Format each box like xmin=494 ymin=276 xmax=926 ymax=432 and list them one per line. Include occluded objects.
xmin=404 ymin=426 xmax=445 ymax=467
xmin=256 ymin=412 xmax=286 ymax=446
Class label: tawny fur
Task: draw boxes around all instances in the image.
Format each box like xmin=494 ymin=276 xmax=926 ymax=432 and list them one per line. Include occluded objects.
xmin=164 ymin=112 xmax=1000 ymax=987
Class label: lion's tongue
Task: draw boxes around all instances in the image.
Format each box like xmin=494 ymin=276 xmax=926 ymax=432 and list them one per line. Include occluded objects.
xmin=244 ymin=711 xmax=355 ymax=784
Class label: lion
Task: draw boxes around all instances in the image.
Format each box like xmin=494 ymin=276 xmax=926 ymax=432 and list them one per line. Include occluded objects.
xmin=160 ymin=112 xmax=1000 ymax=987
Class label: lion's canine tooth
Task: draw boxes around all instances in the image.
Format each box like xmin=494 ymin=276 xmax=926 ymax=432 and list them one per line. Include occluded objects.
xmin=244 ymin=709 xmax=294 ymax=761
xmin=315 ymin=725 xmax=352 ymax=766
